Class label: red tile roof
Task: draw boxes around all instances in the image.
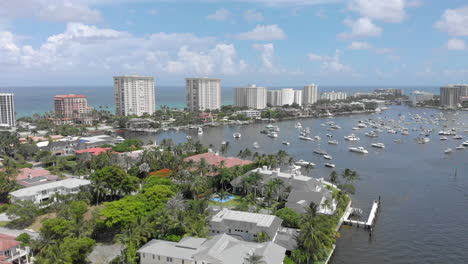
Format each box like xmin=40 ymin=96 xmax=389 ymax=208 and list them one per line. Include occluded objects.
xmin=0 ymin=234 xmax=20 ymax=252
xmin=16 ymin=168 xmax=52 ymax=181
xmin=75 ymin=147 xmax=112 ymax=156
xmin=184 ymin=152 xmax=253 ymax=168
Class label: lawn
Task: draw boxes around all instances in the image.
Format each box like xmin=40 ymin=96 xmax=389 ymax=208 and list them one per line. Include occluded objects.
xmin=208 ymin=195 xmax=243 ymax=207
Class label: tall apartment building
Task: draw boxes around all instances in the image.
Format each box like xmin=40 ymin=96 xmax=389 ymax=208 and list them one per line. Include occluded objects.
xmin=294 ymin=90 xmax=302 ymax=106
xmin=114 ymin=76 xmax=156 ymax=116
xmin=281 ymin=88 xmax=295 ymax=105
xmin=321 ymin=91 xmax=347 ymax=101
xmin=186 ymin=77 xmax=221 ymax=111
xmin=267 ymin=90 xmax=282 ymax=106
xmin=303 ymin=84 xmax=318 ymax=105
xmin=0 ymin=93 xmax=16 ymax=128
xmin=54 ymin=94 xmax=92 ymax=119
xmin=234 ymin=84 xmax=267 ymax=109
xmin=440 ymin=84 xmax=468 ymax=108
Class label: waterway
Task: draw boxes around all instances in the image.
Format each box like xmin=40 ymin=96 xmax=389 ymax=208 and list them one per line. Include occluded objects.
xmin=120 ymin=105 xmax=468 ymax=264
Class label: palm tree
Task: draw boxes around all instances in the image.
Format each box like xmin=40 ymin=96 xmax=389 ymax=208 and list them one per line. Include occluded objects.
xmin=255 ymin=232 xmax=270 ymax=243
xmin=166 ymin=192 xmax=186 ymax=211
xmin=244 ymin=254 xmax=266 ymax=264
xmin=329 ymin=170 xmax=338 ymax=184
xmin=322 ymin=199 xmax=332 ymax=214
xmin=304 ymin=163 xmax=314 ymax=176
xmin=268 ymin=178 xmax=283 ymax=202
xmin=276 ymin=150 xmax=289 ymax=166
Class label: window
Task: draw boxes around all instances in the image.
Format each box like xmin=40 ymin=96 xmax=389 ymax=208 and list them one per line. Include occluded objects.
xmin=153 ymin=255 xmax=155 ymax=259
xmin=167 ymin=257 xmax=173 ymax=262
xmin=158 ymin=256 xmax=160 ymax=260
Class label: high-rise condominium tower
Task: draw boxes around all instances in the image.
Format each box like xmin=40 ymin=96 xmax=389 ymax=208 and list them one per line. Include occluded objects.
xmin=0 ymin=93 xmax=15 ymax=128
xmin=54 ymin=94 xmax=92 ymax=119
xmin=440 ymin=84 xmax=468 ymax=108
xmin=186 ymin=77 xmax=221 ymax=111
xmin=303 ymin=84 xmax=318 ymax=105
xmin=114 ymin=75 xmax=156 ymax=116
xmin=234 ymin=84 xmax=267 ymax=109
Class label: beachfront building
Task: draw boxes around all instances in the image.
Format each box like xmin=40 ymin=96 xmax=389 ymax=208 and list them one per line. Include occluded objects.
xmin=0 ymin=233 xmax=31 ymax=264
xmin=114 ymin=75 xmax=156 ymax=116
xmin=293 ymin=90 xmax=302 ymax=106
xmin=410 ymin=91 xmax=434 ymax=105
xmin=321 ymin=91 xmax=347 ymax=101
xmin=54 ymin=94 xmax=93 ymax=125
xmin=303 ymin=84 xmax=318 ymax=105
xmin=138 ymin=234 xmax=286 ymax=264
xmin=209 ymin=209 xmax=283 ymax=242
xmin=10 ymin=178 xmax=91 ymax=204
xmin=281 ymin=88 xmax=294 ymax=105
xmin=267 ymin=90 xmax=282 ymax=106
xmin=440 ymin=84 xmax=468 ymax=108
xmin=186 ymin=77 xmax=221 ymax=111
xmin=231 ymin=166 xmax=337 ymax=215
xmin=0 ymin=93 xmax=16 ymax=128
xmin=236 ymin=109 xmax=261 ymax=119
xmin=234 ymin=84 xmax=267 ymax=109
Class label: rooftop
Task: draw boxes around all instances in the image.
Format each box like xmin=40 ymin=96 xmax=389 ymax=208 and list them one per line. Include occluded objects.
xmin=10 ymin=178 xmax=91 ymax=198
xmin=54 ymin=94 xmax=87 ymax=99
xmin=184 ymin=152 xmax=253 ymax=169
xmin=75 ymin=147 xmax=112 ymax=156
xmin=211 ymin=209 xmax=277 ymax=227
xmin=0 ymin=233 xmax=21 ymax=252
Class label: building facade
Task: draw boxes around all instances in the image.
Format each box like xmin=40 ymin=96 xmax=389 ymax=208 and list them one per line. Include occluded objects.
xmin=234 ymin=84 xmax=267 ymax=109
xmin=236 ymin=110 xmax=261 ymax=118
xmin=293 ymin=90 xmax=302 ymax=106
xmin=281 ymin=88 xmax=294 ymax=105
xmin=0 ymin=93 xmax=16 ymax=128
xmin=410 ymin=91 xmax=434 ymax=105
xmin=303 ymin=84 xmax=318 ymax=105
xmin=186 ymin=77 xmax=221 ymax=111
xmin=440 ymin=84 xmax=468 ymax=108
xmin=320 ymin=91 xmax=347 ymax=101
xmin=114 ymin=76 xmax=156 ymax=116
xmin=267 ymin=90 xmax=282 ymax=106
xmin=54 ymin=94 xmax=92 ymax=121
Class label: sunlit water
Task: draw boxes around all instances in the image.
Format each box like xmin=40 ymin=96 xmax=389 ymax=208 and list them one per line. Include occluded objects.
xmin=121 ymin=105 xmax=468 ymax=264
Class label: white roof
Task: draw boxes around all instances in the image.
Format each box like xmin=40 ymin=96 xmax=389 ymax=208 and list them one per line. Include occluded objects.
xmin=36 ymin=141 xmax=49 ymax=147
xmin=10 ymin=178 xmax=91 ymax=198
xmin=211 ymin=209 xmax=277 ymax=227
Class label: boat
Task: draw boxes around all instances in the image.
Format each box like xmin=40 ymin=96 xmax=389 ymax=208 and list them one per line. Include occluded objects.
xmin=440 ymin=136 xmax=448 ymax=140
xmin=423 ymin=137 xmax=430 ymax=143
xmin=323 ymin=154 xmax=333 ymax=160
xmin=233 ymin=133 xmax=241 ymax=138
xmin=197 ymin=127 xmax=203 ymax=135
xmin=344 ymin=134 xmax=360 ymax=141
xmin=456 ymin=145 xmax=465 ymax=150
xmin=299 ymin=135 xmax=314 ymax=141
xmin=282 ymin=141 xmax=290 ymax=145
xmin=371 ymin=143 xmax=385 ymax=148
xmin=314 ymin=136 xmax=321 ymax=141
xmin=267 ymin=132 xmax=278 ymax=138
xmin=365 ymin=131 xmax=378 ymax=137
xmin=328 ymin=140 xmax=339 ymax=145
xmin=444 ymin=148 xmax=453 ymax=154
xmin=326 ymin=134 xmax=333 ymax=138
xmin=253 ymin=142 xmax=260 ymax=149
xmin=463 ymin=141 xmax=468 ymax=146
xmin=295 ymin=122 xmax=302 ymax=129
xmin=260 ymin=130 xmax=269 ymax=134
xmin=313 ymin=149 xmax=328 ymax=155
xmin=349 ymin=147 xmax=369 ymax=154
xmin=453 ymin=135 xmax=463 ymax=140
xmin=324 ymin=163 xmax=335 ymax=168
xmin=294 ymin=160 xmax=315 ymax=167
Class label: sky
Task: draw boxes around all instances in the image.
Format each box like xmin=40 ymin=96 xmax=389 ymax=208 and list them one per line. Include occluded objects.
xmin=0 ymin=0 xmax=468 ymax=87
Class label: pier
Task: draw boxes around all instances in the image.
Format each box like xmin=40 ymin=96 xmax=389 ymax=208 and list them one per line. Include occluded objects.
xmin=343 ymin=197 xmax=380 ymax=231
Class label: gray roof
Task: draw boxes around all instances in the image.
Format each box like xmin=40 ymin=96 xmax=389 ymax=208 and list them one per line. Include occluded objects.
xmin=286 ymin=190 xmax=332 ymax=214
xmin=211 ymin=209 xmax=279 ymax=228
xmin=10 ymin=178 xmax=91 ymax=198
xmin=138 ymin=234 xmax=286 ymax=264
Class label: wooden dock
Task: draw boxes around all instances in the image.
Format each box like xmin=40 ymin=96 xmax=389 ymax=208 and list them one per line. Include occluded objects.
xmin=343 ymin=197 xmax=380 ymax=231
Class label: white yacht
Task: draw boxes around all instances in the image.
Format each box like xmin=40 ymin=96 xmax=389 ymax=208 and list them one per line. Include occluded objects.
xmin=456 ymin=145 xmax=465 ymax=150
xmin=299 ymin=135 xmax=314 ymax=141
xmin=197 ymin=127 xmax=203 ymax=135
xmin=253 ymin=142 xmax=260 ymax=149
xmin=440 ymin=136 xmax=448 ymax=140
xmin=267 ymin=132 xmax=278 ymax=138
xmin=349 ymin=147 xmax=369 ymax=154
xmin=328 ymin=140 xmax=339 ymax=145
xmin=295 ymin=122 xmax=302 ymax=129
xmin=365 ymin=131 xmax=378 ymax=137
xmin=282 ymin=141 xmax=290 ymax=146
xmin=294 ymin=160 xmax=315 ymax=167
xmin=324 ymin=163 xmax=335 ymax=168
xmin=314 ymin=135 xmax=321 ymax=141
xmin=453 ymin=135 xmax=463 ymax=140
xmin=323 ymin=154 xmax=333 ymax=160
xmin=444 ymin=148 xmax=453 ymax=154
xmin=371 ymin=143 xmax=385 ymax=148
xmin=233 ymin=133 xmax=241 ymax=138
xmin=463 ymin=141 xmax=468 ymax=146
xmin=344 ymin=134 xmax=360 ymax=141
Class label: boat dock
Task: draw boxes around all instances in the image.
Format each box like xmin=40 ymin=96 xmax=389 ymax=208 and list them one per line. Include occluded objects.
xmin=343 ymin=197 xmax=380 ymax=231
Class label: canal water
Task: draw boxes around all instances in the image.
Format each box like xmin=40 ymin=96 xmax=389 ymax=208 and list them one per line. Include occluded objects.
xmin=121 ymin=106 xmax=468 ymax=264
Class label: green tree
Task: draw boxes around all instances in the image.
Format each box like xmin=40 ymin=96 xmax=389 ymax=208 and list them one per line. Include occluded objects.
xmin=6 ymin=200 xmax=40 ymax=228
xmin=275 ymin=208 xmax=301 ymax=229
xmin=244 ymin=254 xmax=266 ymax=264
xmin=89 ymin=165 xmax=139 ymax=202
xmin=329 ymin=170 xmax=339 ymax=185
xmin=255 ymin=231 xmax=270 ymax=243
xmin=40 ymin=218 xmax=75 ymax=242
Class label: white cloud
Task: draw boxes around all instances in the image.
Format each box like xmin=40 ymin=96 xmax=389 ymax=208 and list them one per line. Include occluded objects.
xmin=446 ymin=39 xmax=466 ymax=51
xmin=308 ymin=50 xmax=352 ymax=73
xmin=348 ymin=41 xmax=372 ymax=50
xmin=435 ymin=6 xmax=468 ymax=36
xmin=244 ymin=9 xmax=264 ymax=22
xmin=348 ymin=0 xmax=407 ymax=23
xmin=338 ymin=17 xmax=382 ymax=39
xmin=0 ymin=0 xmax=101 ymax=23
xmin=148 ymin=9 xmax=159 ymax=15
xmin=235 ymin=25 xmax=286 ymax=40
xmin=253 ymin=43 xmax=275 ymax=70
xmin=207 ymin=8 xmax=231 ymax=21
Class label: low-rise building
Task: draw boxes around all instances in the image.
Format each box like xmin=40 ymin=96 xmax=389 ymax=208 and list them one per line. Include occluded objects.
xmin=138 ymin=234 xmax=286 ymax=264
xmin=209 ymin=209 xmax=283 ymax=241
xmin=184 ymin=152 xmax=253 ymax=176
xmin=410 ymin=91 xmax=434 ymax=105
xmin=320 ymin=91 xmax=347 ymax=101
xmin=0 ymin=233 xmax=31 ymax=264
xmin=15 ymin=168 xmax=59 ymax=187
xmin=10 ymin=178 xmax=91 ymax=204
xmin=235 ymin=110 xmax=261 ymax=119
xmin=75 ymin=147 xmax=112 ymax=156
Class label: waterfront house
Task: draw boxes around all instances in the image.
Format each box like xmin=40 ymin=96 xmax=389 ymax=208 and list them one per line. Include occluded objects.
xmin=10 ymin=178 xmax=91 ymax=204
xmin=137 ymin=234 xmax=286 ymax=264
xmin=0 ymin=233 xmax=31 ymax=264
xmin=209 ymin=208 xmax=283 ymax=242
xmin=231 ymin=167 xmax=337 ymax=215
xmin=184 ymin=152 xmax=253 ymax=176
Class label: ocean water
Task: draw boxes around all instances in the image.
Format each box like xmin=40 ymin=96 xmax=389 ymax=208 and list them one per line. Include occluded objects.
xmin=0 ymin=85 xmax=439 ymax=117
xmin=120 ymin=105 xmax=468 ymax=264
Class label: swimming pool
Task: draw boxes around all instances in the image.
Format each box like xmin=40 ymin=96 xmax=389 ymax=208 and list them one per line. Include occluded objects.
xmin=211 ymin=195 xmax=234 ymax=203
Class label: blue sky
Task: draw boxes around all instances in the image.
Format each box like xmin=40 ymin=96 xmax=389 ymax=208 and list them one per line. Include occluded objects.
xmin=1 ymin=0 xmax=468 ymax=86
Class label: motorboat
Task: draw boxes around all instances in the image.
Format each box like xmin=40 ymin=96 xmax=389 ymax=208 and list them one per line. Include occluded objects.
xmin=267 ymin=132 xmax=278 ymax=138
xmin=233 ymin=133 xmax=241 ymax=138
xmin=324 ymin=163 xmax=335 ymax=168
xmin=323 ymin=154 xmax=333 ymax=160
xmin=328 ymin=140 xmax=339 ymax=145
xmin=371 ymin=143 xmax=385 ymax=148
xmin=253 ymin=142 xmax=260 ymax=149
xmin=440 ymin=136 xmax=448 ymax=140
xmin=326 ymin=134 xmax=333 ymax=138
xmin=186 ymin=135 xmax=192 ymax=140
xmin=462 ymin=141 xmax=468 ymax=146
xmin=349 ymin=147 xmax=369 ymax=154
xmin=444 ymin=148 xmax=453 ymax=154
xmin=197 ymin=127 xmax=203 ymax=135
xmin=365 ymin=131 xmax=378 ymax=137
xmin=299 ymin=135 xmax=314 ymax=141
xmin=314 ymin=136 xmax=321 ymax=141
xmin=294 ymin=160 xmax=315 ymax=167
xmin=313 ymin=149 xmax=328 ymax=155
xmin=344 ymin=134 xmax=360 ymax=141
xmin=453 ymin=135 xmax=463 ymax=140
xmin=295 ymin=122 xmax=302 ymax=129
xmin=456 ymin=145 xmax=465 ymax=150
xmin=282 ymin=141 xmax=290 ymax=145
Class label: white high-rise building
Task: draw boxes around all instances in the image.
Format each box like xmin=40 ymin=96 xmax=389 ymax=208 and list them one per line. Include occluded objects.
xmin=234 ymin=84 xmax=267 ymax=109
xmin=267 ymin=90 xmax=282 ymax=106
xmin=410 ymin=91 xmax=434 ymax=105
xmin=303 ymin=84 xmax=318 ymax=105
xmin=113 ymin=75 xmax=156 ymax=116
xmin=0 ymin=93 xmax=15 ymax=128
xmin=321 ymin=91 xmax=347 ymax=101
xmin=294 ymin=90 xmax=302 ymax=106
xmin=186 ymin=77 xmax=221 ymax=111
xmin=440 ymin=84 xmax=468 ymax=108
xmin=281 ymin=88 xmax=295 ymax=105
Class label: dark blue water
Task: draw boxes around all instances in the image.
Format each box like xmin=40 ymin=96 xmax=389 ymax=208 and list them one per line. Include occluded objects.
xmin=0 ymin=85 xmax=439 ymax=117
xmin=121 ymin=105 xmax=468 ymax=264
